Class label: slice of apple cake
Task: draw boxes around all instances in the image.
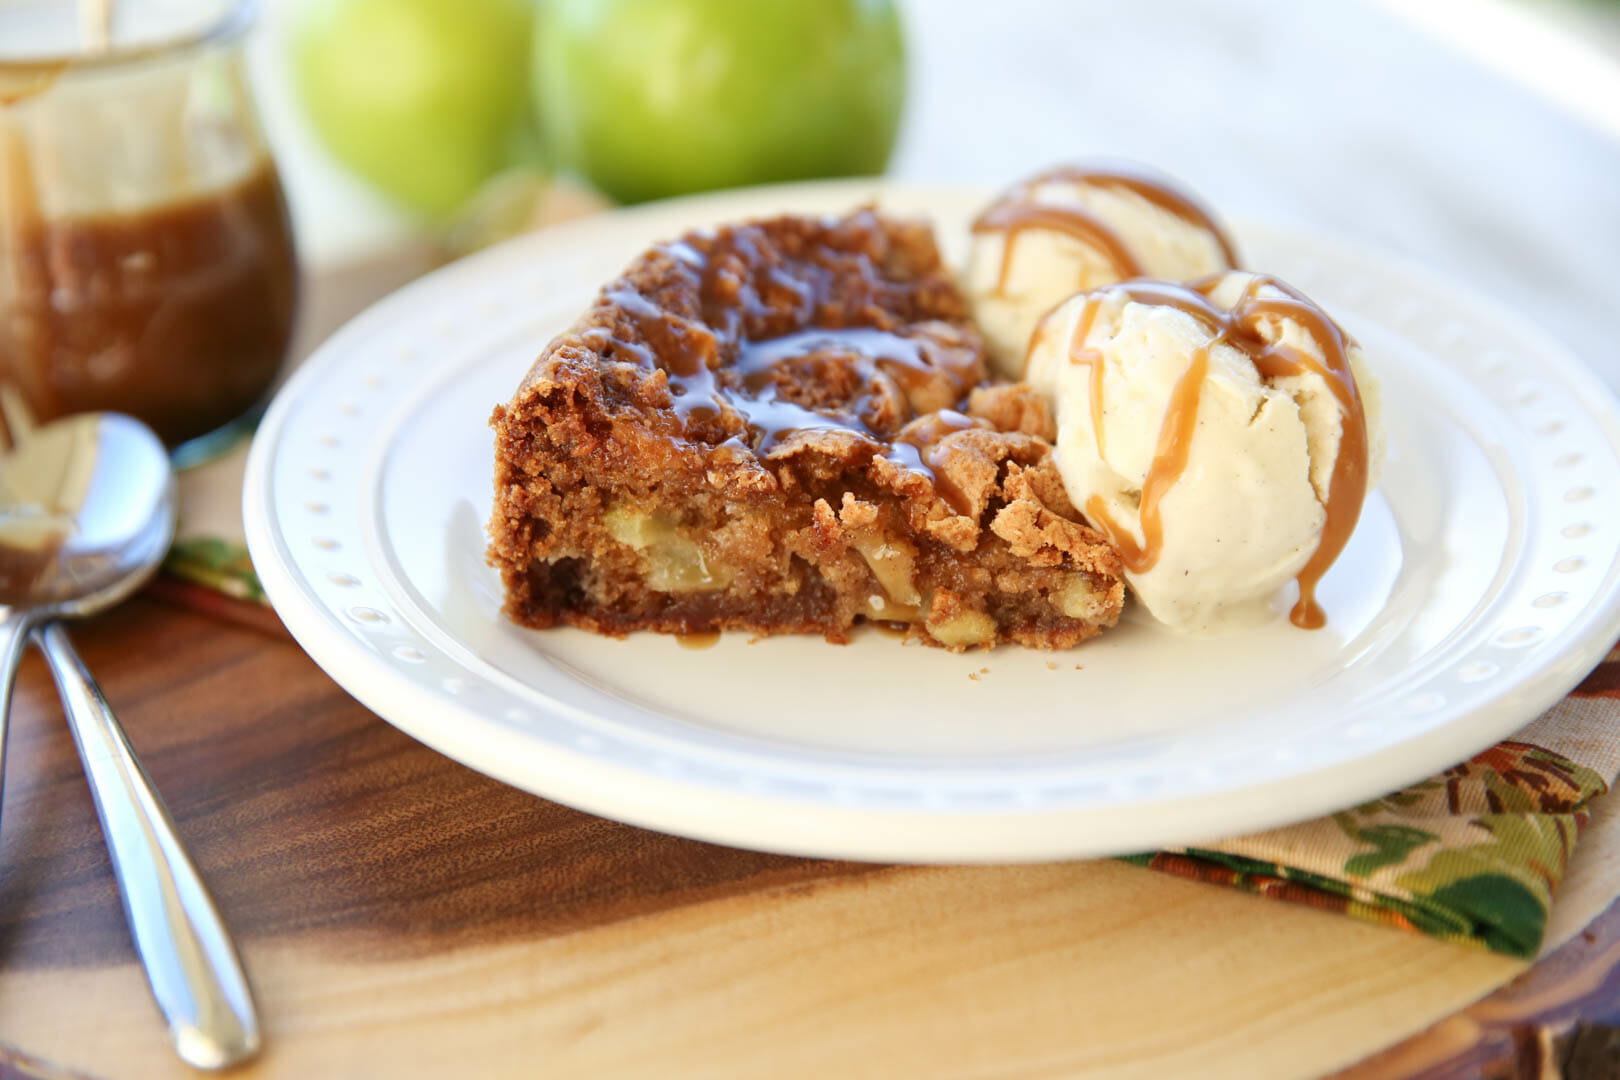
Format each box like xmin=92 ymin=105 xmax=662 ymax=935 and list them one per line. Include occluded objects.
xmin=488 ymin=209 xmax=1123 ymax=650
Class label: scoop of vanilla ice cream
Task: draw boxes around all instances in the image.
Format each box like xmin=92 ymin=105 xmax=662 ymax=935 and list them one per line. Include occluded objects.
xmin=966 ymin=178 xmax=1233 ymax=376
xmin=1024 ymin=272 xmax=1383 ymax=634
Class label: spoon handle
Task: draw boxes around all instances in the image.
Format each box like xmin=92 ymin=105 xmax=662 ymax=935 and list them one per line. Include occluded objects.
xmin=35 ymin=622 xmax=261 ymax=1070
xmin=0 ymin=617 xmax=26 ymax=826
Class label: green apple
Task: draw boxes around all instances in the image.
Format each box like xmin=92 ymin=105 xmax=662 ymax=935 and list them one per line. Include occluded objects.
xmin=533 ymin=0 xmax=905 ymax=204
xmin=292 ymin=0 xmax=537 ymax=217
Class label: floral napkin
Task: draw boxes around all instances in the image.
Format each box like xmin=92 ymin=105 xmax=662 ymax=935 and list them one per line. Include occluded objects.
xmin=169 ymin=439 xmax=264 ymax=604
xmin=1124 ymin=672 xmax=1620 ymax=958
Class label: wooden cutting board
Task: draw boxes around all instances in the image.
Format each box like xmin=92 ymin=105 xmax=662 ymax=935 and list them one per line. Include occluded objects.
xmin=0 ymin=595 xmax=1616 ymax=1080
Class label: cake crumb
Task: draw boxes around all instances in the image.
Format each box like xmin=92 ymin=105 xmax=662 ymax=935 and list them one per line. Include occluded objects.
xmin=1045 ymin=661 xmax=1057 ymax=671
xmin=1074 ymin=663 xmax=1084 ymax=670
xmin=979 ymin=666 xmax=989 ymax=675
xmin=968 ymin=671 xmax=981 ymax=682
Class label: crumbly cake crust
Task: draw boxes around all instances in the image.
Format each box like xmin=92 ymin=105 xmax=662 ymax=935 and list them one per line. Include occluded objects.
xmin=488 ymin=209 xmax=1123 ymax=650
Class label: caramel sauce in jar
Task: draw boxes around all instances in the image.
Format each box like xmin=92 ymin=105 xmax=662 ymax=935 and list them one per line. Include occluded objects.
xmin=0 ymin=160 xmax=297 ymax=447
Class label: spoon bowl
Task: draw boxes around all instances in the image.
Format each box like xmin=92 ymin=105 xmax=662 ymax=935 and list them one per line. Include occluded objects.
xmin=0 ymin=412 xmax=174 ymax=617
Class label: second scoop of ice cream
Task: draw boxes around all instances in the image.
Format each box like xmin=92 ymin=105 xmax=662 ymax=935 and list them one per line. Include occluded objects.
xmin=965 ymin=165 xmax=1238 ymax=376
xmin=1023 ymin=272 xmax=1383 ymax=634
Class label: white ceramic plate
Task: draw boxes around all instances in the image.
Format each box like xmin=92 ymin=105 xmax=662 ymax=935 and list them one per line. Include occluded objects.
xmin=244 ymin=180 xmax=1620 ymax=862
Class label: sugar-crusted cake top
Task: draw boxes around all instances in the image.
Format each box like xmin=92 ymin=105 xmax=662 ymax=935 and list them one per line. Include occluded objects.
xmin=519 ymin=209 xmax=982 ymax=451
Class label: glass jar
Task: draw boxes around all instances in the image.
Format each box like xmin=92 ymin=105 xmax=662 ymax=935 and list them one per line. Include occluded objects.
xmin=0 ymin=0 xmax=297 ymax=463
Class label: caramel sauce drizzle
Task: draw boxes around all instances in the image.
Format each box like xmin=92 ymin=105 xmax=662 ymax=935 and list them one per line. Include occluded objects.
xmin=599 ymin=222 xmax=983 ymax=516
xmin=889 ymin=408 xmax=983 ymax=516
xmin=1056 ymin=276 xmax=1368 ymax=630
xmin=972 ymin=163 xmax=1241 ymax=294
xmin=975 ymin=200 xmax=1145 ymax=289
xmin=1050 ymin=294 xmax=1110 ymax=458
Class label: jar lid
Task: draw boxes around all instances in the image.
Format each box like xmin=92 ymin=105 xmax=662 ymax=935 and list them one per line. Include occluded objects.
xmin=0 ymin=0 xmax=251 ymax=65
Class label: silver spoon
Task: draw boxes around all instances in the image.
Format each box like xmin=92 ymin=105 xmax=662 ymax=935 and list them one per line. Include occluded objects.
xmin=0 ymin=412 xmax=260 ymax=1070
